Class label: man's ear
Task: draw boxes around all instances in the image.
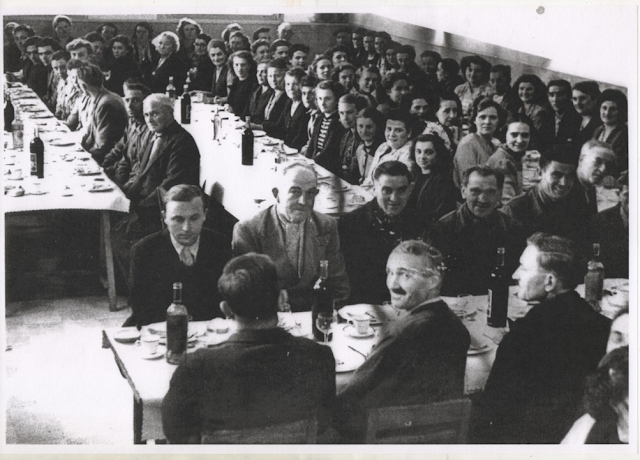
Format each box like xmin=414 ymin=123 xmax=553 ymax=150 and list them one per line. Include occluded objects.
xmin=543 ymin=273 xmax=558 ymax=293
xmin=220 ymin=301 xmax=234 ymax=319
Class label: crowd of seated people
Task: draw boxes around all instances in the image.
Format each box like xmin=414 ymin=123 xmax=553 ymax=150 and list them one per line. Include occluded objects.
xmin=4 ymin=16 xmax=630 ymax=445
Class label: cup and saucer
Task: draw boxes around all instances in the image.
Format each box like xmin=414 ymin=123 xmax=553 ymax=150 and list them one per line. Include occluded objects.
xmin=136 ymin=334 xmax=166 ymax=359
xmin=344 ymin=315 xmax=375 ymax=338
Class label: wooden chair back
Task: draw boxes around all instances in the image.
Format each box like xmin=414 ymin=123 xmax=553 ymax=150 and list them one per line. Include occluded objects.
xmin=201 ymin=417 xmax=318 ymax=444
xmin=364 ymin=398 xmax=472 ymax=444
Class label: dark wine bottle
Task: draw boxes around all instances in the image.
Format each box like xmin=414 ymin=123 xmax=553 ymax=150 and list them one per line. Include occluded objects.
xmin=312 ymin=260 xmax=333 ymax=341
xmin=180 ymin=84 xmax=191 ymax=124
xmin=241 ymin=116 xmax=254 ymax=165
xmin=5 ymin=96 xmax=15 ymax=132
xmin=487 ymin=247 xmax=508 ymax=328
xmin=166 ymin=282 xmax=189 ymax=364
xmin=29 ymin=126 xmax=44 ymax=178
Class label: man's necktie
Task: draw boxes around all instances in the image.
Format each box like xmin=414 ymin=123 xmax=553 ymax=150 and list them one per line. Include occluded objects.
xmin=180 ymin=246 xmax=194 ymax=266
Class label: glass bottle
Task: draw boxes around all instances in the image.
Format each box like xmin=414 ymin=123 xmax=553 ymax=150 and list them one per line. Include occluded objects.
xmin=29 ymin=126 xmax=44 ymax=178
xmin=11 ymin=113 xmax=23 ymax=149
xmin=584 ymin=243 xmax=605 ymax=312
xmin=212 ymin=106 xmax=221 ymax=140
xmin=487 ymin=247 xmax=509 ymax=328
xmin=180 ymin=84 xmax=191 ymax=124
xmin=166 ymin=282 xmax=189 ymax=364
xmin=241 ymin=116 xmax=254 ymax=165
xmin=166 ymin=76 xmax=176 ymax=100
xmin=312 ymin=260 xmax=333 ymax=341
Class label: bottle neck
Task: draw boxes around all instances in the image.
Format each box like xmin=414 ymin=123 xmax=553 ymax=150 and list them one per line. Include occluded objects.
xmin=172 ymin=286 xmax=182 ymax=304
xmin=496 ymin=249 xmax=505 ymax=267
xmin=319 ymin=260 xmax=329 ymax=279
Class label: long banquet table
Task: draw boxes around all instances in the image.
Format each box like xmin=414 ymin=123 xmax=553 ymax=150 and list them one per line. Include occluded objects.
xmin=3 ymin=82 xmax=130 ymax=311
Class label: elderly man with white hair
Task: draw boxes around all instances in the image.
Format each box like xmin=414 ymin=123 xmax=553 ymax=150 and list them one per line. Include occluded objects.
xmin=232 ymin=162 xmax=350 ymax=311
xmin=112 ymin=93 xmax=200 ymax=288
xmin=569 ymin=139 xmax=617 ymax=215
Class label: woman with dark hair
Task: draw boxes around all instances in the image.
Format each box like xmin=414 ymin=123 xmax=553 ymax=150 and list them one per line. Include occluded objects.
xmin=487 ymin=114 xmax=534 ymax=204
xmin=149 ymin=31 xmax=188 ymax=95
xmin=512 ymin=73 xmax=554 ymax=150
xmin=97 ymin=23 xmax=118 ymax=42
xmin=437 ymin=58 xmax=464 ymax=94
xmin=227 ymin=50 xmax=257 ymax=117
xmin=572 ymin=80 xmax=602 ymax=146
xmin=454 ymin=55 xmax=493 ymax=121
xmin=376 ymin=71 xmax=410 ymax=115
xmin=104 ymin=35 xmax=140 ymax=96
xmin=332 ymin=63 xmax=358 ymax=94
xmin=190 ymin=39 xmax=230 ymax=99
xmin=354 ymin=107 xmax=386 ymax=183
xmin=453 ymin=97 xmax=505 ymax=187
xmin=175 ymin=17 xmax=202 ymax=64
xmin=308 ymin=54 xmax=333 ymax=81
xmin=131 ymin=21 xmax=159 ymax=84
xmin=228 ymin=31 xmax=251 ymax=54
xmin=593 ymin=89 xmax=628 ymax=172
xmin=408 ymin=133 xmax=459 ymax=226
xmin=427 ymin=92 xmax=463 ymax=153
xmin=562 ymin=346 xmax=629 ymax=444
xmin=189 ymin=33 xmax=212 ymax=76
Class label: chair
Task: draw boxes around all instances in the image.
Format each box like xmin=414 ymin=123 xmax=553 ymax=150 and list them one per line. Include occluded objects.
xmin=364 ymin=399 xmax=472 ymax=444
xmin=201 ymin=417 xmax=318 ymax=444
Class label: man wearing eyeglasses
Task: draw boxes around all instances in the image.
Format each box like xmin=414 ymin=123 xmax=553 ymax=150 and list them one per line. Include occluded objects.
xmin=334 ymin=239 xmax=470 ymax=442
xmin=426 ymin=165 xmax=526 ymax=296
xmin=474 ymin=232 xmax=610 ymax=443
xmin=232 ymin=162 xmax=350 ymax=311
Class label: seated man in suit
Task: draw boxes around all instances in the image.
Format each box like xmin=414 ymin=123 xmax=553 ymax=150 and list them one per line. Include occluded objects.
xmin=503 ymin=144 xmax=590 ymax=244
xmin=112 ymin=93 xmax=201 ymax=287
xmin=162 ymin=252 xmax=335 ymax=443
xmin=589 ymin=171 xmax=629 ymax=278
xmin=339 ymin=161 xmax=421 ymax=305
xmin=475 ymin=232 xmax=611 ymax=443
xmin=334 ymin=93 xmax=368 ymax=184
xmin=68 ymin=60 xmax=128 ymax=165
xmin=103 ymin=79 xmax=152 ymax=181
xmin=232 ymin=162 xmax=350 ymax=311
xmin=427 ymin=165 xmax=526 ymax=296
xmin=547 ymin=79 xmax=581 ymax=145
xmin=569 ymin=139 xmax=617 ymax=215
xmin=334 ymin=240 xmax=470 ymax=442
xmin=128 ymin=185 xmax=231 ymax=328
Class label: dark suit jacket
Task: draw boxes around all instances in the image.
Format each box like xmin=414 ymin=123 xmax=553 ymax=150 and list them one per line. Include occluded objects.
xmin=162 ymin=327 xmax=336 ymax=443
xmin=124 ymin=121 xmax=200 ymax=237
xmin=263 ymin=99 xmax=310 ymax=151
xmin=593 ymin=124 xmax=628 ymax=173
xmin=210 ymin=65 xmax=230 ymax=98
xmin=130 ymin=228 xmax=232 ymax=327
xmin=554 ymin=107 xmax=582 ymax=146
xmin=104 ymin=118 xmax=151 ymax=182
xmin=232 ymin=206 xmax=350 ymax=311
xmin=338 ymin=199 xmax=422 ymax=305
xmin=477 ymin=291 xmax=610 ymax=443
xmin=247 ymin=85 xmax=272 ymax=124
xmin=228 ymin=76 xmax=258 ymax=118
xmin=23 ymin=60 xmax=48 ymax=98
xmin=104 ymin=55 xmax=141 ymax=96
xmin=80 ymin=88 xmax=128 ymax=165
xmin=334 ymin=300 xmax=470 ymax=442
xmin=427 ymin=205 xmax=526 ymax=296
xmin=589 ymin=204 xmax=629 ymax=279
xmin=305 ymin=112 xmax=345 ymax=172
xmin=149 ymin=53 xmax=188 ymax=95
xmin=503 ymin=185 xmax=590 ymax=245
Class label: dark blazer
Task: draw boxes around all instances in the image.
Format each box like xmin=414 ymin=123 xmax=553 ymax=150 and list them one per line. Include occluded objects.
xmin=338 ymin=199 xmax=422 ymax=305
xmin=593 ymin=124 xmax=628 ymax=173
xmin=210 ymin=65 xmax=230 ymax=98
xmin=123 ymin=120 xmax=200 ymax=237
xmin=477 ymin=291 xmax=610 ymax=443
xmin=407 ymin=169 xmax=460 ymax=227
xmin=261 ymin=91 xmax=289 ymax=125
xmin=228 ymin=76 xmax=258 ymax=118
xmin=263 ymin=99 xmax=310 ymax=151
xmin=246 ymin=86 xmax=272 ymax=125
xmin=81 ymin=88 xmax=128 ymax=165
xmin=104 ymin=55 xmax=141 ymax=96
xmin=334 ymin=300 xmax=470 ymax=442
xmin=162 ymin=328 xmax=336 ymax=443
xmin=149 ymin=53 xmax=188 ymax=95
xmin=305 ymin=112 xmax=345 ymax=172
xmin=427 ymin=205 xmax=526 ymax=296
xmin=130 ymin=228 xmax=232 ymax=327
xmin=589 ymin=204 xmax=629 ymax=279
xmin=104 ymin=118 xmax=151 ymax=182
xmin=554 ymin=106 xmax=582 ymax=146
xmin=503 ymin=185 xmax=590 ymax=245
xmin=190 ymin=57 xmax=214 ymax=92
xmin=132 ymin=42 xmax=160 ymax=84
xmin=23 ymin=60 xmax=48 ymax=98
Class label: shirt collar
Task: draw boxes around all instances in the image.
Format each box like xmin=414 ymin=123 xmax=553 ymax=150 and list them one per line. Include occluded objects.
xmin=169 ymin=234 xmax=201 ymax=261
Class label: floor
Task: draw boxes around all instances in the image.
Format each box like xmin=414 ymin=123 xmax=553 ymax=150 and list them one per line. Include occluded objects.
xmin=5 ymin=294 xmax=135 ymax=444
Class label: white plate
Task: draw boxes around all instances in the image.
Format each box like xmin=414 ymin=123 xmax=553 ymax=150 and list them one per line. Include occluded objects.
xmin=139 ymin=345 xmax=166 ymax=360
xmin=345 ymin=325 xmax=375 ymax=339
xmin=339 ymin=304 xmax=382 ymax=325
xmin=207 ymin=318 xmax=233 ymax=333
xmin=113 ymin=328 xmax=141 ymax=344
xmin=333 ymin=345 xmax=366 ymax=372
xmin=252 ymin=130 xmax=266 ymax=137
xmin=50 ymin=141 xmax=75 ymax=147
xmin=88 ymin=185 xmax=114 ymax=193
xmin=467 ymin=344 xmax=492 ymax=356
